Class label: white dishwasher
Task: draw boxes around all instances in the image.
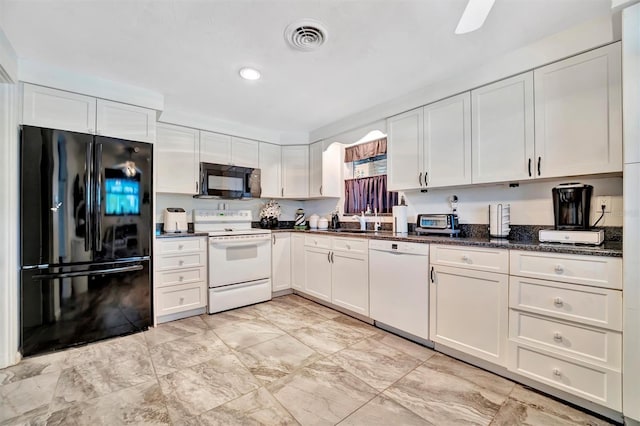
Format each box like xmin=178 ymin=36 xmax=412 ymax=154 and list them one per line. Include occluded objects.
xmin=369 ymin=239 xmax=430 ymax=341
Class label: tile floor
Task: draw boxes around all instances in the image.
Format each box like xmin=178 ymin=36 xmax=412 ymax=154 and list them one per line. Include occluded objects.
xmin=0 ymin=294 xmax=612 ymax=425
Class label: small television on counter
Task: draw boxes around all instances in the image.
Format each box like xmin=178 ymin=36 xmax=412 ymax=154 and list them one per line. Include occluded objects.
xmin=105 ymin=168 xmax=140 ymax=216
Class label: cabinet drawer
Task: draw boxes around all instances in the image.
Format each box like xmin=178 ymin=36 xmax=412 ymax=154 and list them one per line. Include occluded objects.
xmin=508 ymin=342 xmax=621 ymax=410
xmin=305 ymin=235 xmax=331 ymax=249
xmin=156 ymin=252 xmax=207 ymax=271
xmin=156 ymin=267 xmax=206 ymax=289
xmin=332 ymin=237 xmax=368 ymax=254
xmin=430 ymin=244 xmax=509 ymax=273
xmin=156 ymin=237 xmax=206 ymax=255
xmin=510 ymin=250 xmax=622 ymax=289
xmin=156 ymin=282 xmax=207 ymax=317
xmin=509 ymin=310 xmax=621 ymax=368
xmin=509 ymin=276 xmax=622 ymax=330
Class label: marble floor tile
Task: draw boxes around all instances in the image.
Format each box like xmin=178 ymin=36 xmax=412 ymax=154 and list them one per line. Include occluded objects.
xmin=150 ymin=330 xmax=229 ymax=376
xmin=269 ymin=359 xmax=378 ymax=426
xmin=0 ymin=350 xmax=66 ymax=386
xmin=262 ymin=306 xmax=332 ymax=332
xmin=158 ymin=355 xmax=261 ymax=422
xmin=329 ymin=337 xmax=422 ymax=391
xmin=384 ymin=354 xmax=515 ymax=425
xmin=200 ymin=306 xmax=261 ymax=329
xmin=144 ymin=316 xmax=209 ymax=347
xmin=45 ymin=380 xmax=170 ymax=426
xmin=272 ymin=295 xmax=345 ymax=320
xmin=288 ymin=317 xmax=371 ymax=355
xmin=339 ymin=394 xmax=431 ymax=426
xmin=235 ymin=334 xmax=322 ymax=384
xmin=179 ymin=388 xmax=299 ymax=426
xmin=331 ymin=315 xmax=380 ymax=338
xmin=490 ymin=385 xmax=613 ymax=426
xmin=373 ymin=331 xmax=436 ymax=361
xmin=0 ymin=371 xmax=60 ymax=423
xmin=212 ymin=319 xmax=285 ymax=350
xmin=51 ymin=351 xmax=156 ymax=411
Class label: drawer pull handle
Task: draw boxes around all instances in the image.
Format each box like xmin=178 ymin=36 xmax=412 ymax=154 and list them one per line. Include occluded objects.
xmin=462 ymin=255 xmax=469 ymax=262
xmin=553 ymin=297 xmax=564 ymax=307
xmin=346 ymin=244 xmax=351 ymax=250
xmin=179 ymin=260 xmax=184 ymax=266
xmin=553 ymin=332 xmax=563 ymax=342
xmin=179 ymin=297 xmax=184 ymax=304
xmin=554 ymin=264 xmax=564 ymax=274
xmin=179 ymin=276 xmax=184 ymax=282
xmin=552 ymin=368 xmax=562 ymax=377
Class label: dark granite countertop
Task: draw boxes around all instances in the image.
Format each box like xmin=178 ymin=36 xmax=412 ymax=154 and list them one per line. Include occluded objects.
xmin=269 ymin=228 xmax=622 ymax=257
xmin=156 ymin=232 xmax=209 ymax=239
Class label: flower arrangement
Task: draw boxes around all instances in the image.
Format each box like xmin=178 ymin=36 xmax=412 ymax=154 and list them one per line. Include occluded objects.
xmin=260 ymin=200 xmax=281 ymax=219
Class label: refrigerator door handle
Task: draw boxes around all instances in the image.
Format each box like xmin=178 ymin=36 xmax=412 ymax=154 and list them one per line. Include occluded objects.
xmin=85 ymin=142 xmax=93 ymax=252
xmin=32 ymin=264 xmax=143 ymax=280
xmin=95 ymin=143 xmax=103 ymax=252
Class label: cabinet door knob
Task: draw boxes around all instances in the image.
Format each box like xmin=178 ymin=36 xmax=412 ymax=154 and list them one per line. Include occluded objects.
xmin=553 ymin=297 xmax=564 ymax=307
xmin=178 ymin=244 xmax=184 ymax=250
xmin=462 ymin=254 xmax=469 ymax=262
xmin=346 ymin=244 xmax=351 ymax=250
xmin=179 ymin=297 xmax=184 ymax=304
xmin=554 ymin=264 xmax=564 ymax=274
xmin=179 ymin=276 xmax=184 ymax=282
xmin=553 ymin=332 xmax=563 ymax=342
xmin=552 ymin=368 xmax=562 ymax=377
xmin=179 ymin=260 xmax=184 ymax=266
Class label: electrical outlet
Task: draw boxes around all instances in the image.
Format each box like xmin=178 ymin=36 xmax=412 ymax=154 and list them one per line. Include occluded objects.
xmin=597 ymin=196 xmax=612 ymax=213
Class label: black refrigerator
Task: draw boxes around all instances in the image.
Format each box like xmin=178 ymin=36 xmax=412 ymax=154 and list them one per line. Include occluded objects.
xmin=20 ymin=125 xmax=153 ymax=357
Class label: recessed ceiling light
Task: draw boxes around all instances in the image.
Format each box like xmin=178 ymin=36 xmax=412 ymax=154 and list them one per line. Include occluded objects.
xmin=239 ymin=67 xmax=261 ymax=81
xmin=455 ymin=0 xmax=495 ymax=35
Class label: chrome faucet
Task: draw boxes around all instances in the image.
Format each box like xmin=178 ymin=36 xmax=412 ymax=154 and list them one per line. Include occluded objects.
xmin=352 ymin=212 xmax=367 ymax=231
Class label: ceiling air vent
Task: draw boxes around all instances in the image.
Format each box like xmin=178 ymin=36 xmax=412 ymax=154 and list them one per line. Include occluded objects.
xmin=284 ymin=19 xmax=328 ymax=52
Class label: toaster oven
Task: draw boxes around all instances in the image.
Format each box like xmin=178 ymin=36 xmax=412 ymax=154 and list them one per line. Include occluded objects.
xmin=416 ymin=214 xmax=460 ymax=236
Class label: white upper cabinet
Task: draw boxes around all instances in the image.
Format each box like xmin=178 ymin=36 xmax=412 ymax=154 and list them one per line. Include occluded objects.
xmin=231 ymin=137 xmax=259 ymax=168
xmin=281 ymin=145 xmax=309 ymax=198
xmin=321 ymin=142 xmax=343 ymax=198
xmin=534 ymin=43 xmax=622 ymax=178
xmin=309 ymin=141 xmax=323 ymax=198
xmin=96 ymin=99 xmax=156 ymax=143
xmin=423 ymin=92 xmax=472 ymax=187
xmin=387 ymin=107 xmax=423 ymax=191
xmin=22 ymin=83 xmax=97 ymax=134
xmin=156 ymin=123 xmax=199 ymax=194
xmin=259 ymin=142 xmax=282 ymax=198
xmin=199 ymin=131 xmax=231 ymax=164
xmin=472 ymin=72 xmax=535 ymax=184
xmin=22 ymin=83 xmax=156 ymax=143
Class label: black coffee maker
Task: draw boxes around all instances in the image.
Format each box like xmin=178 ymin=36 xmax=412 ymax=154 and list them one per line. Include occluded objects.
xmin=552 ymin=183 xmax=593 ymax=230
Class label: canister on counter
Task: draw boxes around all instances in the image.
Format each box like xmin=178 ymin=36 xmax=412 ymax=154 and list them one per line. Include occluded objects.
xmin=295 ymin=208 xmax=306 ymax=229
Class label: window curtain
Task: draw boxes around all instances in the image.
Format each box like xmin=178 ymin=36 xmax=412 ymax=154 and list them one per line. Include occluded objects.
xmin=344 ymin=138 xmax=387 ymax=163
xmin=344 ymin=175 xmax=398 ymax=214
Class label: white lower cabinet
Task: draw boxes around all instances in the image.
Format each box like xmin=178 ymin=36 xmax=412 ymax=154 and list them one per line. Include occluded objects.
xmin=430 ymin=263 xmax=509 ymax=366
xmin=271 ymin=232 xmax=291 ymax=292
xmin=508 ymin=250 xmax=623 ymax=411
xmin=291 ymin=234 xmax=306 ymax=291
xmin=154 ymin=236 xmax=208 ymax=323
xmin=302 ymin=236 xmax=369 ymax=315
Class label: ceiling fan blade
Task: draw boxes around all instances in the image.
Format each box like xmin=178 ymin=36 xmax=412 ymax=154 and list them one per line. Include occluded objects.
xmin=455 ymin=0 xmax=496 ymax=34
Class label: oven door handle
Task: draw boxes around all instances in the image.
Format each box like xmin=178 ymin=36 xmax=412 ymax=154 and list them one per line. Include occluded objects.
xmin=209 ymin=238 xmax=271 ymax=247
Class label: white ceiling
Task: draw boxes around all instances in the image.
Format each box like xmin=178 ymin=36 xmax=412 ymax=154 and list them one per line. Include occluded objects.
xmin=0 ymin=0 xmax=612 ymax=135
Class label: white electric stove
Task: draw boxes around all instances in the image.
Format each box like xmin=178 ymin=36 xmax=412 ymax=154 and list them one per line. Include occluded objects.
xmin=193 ymin=210 xmax=272 ymax=314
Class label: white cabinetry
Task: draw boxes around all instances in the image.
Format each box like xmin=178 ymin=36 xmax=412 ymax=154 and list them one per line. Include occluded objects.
xmin=95 ymin=99 xmax=156 ymax=143
xmin=534 ymin=43 xmax=622 ymax=178
xmin=271 ymin=232 xmax=291 ymax=292
xmin=156 ymin=123 xmax=200 ymax=194
xmin=387 ymin=108 xmax=423 ymax=190
xmin=22 ymin=83 xmax=156 ymax=142
xmin=259 ymin=142 xmax=282 ymax=198
xmin=200 ymin=132 xmax=259 ymax=168
xmin=471 ymin=72 xmax=534 ymax=183
xmin=387 ymin=93 xmax=471 ymax=190
xmin=155 ymin=236 xmax=208 ymax=322
xmin=309 ymin=141 xmax=323 ymax=198
xmin=291 ymin=233 xmax=306 ymax=291
xmin=429 ymin=245 xmax=509 ymax=366
xmin=303 ymin=235 xmax=369 ymax=315
xmin=508 ymin=250 xmax=623 ymax=410
xmin=309 ymin=140 xmax=342 ymax=198
xmin=281 ymin=145 xmax=309 ymax=198
xmin=423 ymin=92 xmax=471 ymax=187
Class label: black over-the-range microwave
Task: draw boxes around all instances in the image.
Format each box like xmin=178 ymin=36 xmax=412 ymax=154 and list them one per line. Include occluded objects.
xmin=195 ymin=162 xmax=261 ymax=199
